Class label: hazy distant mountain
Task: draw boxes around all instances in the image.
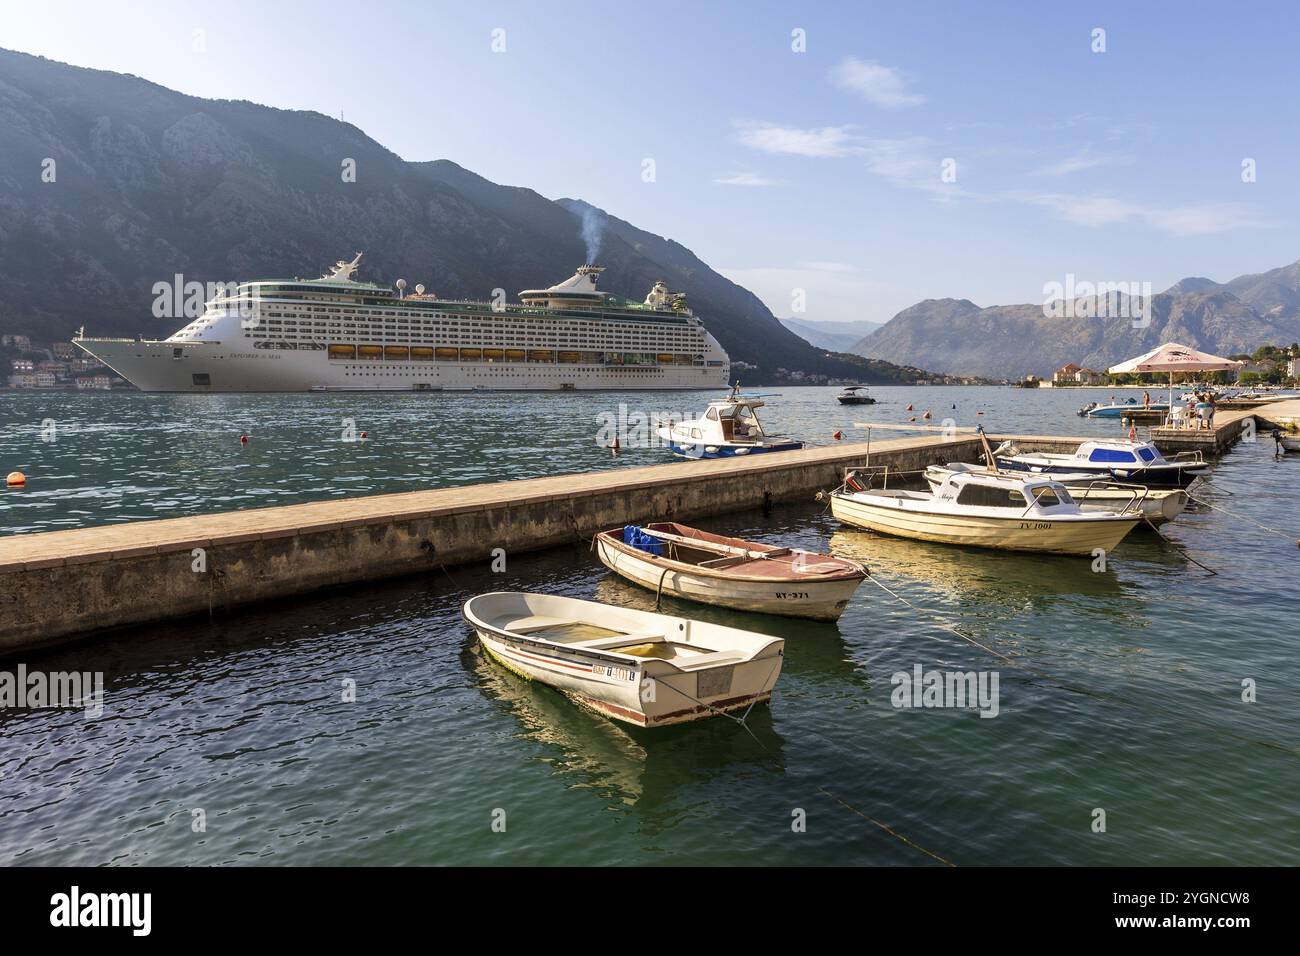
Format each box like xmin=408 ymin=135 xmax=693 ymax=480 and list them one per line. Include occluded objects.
xmin=779 ymin=317 xmax=883 ymax=352
xmin=1163 ymin=276 xmax=1221 ymax=295
xmin=852 ymin=266 xmax=1300 ymax=379
xmin=0 ymin=47 xmax=931 ymax=384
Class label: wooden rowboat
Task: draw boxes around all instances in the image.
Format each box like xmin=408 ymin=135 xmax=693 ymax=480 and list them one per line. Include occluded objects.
xmin=594 ymin=522 xmax=867 ymax=620
xmin=463 ymin=592 xmax=784 ymax=727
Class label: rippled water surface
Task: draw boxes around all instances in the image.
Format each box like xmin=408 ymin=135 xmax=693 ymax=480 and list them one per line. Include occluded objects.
xmin=1 ymin=386 xmax=1297 ymax=865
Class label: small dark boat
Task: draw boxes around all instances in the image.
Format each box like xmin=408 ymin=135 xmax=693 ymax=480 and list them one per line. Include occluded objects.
xmin=837 ymin=385 xmax=876 ymax=405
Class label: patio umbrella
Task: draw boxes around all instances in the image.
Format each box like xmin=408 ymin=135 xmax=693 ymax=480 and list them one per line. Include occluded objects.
xmin=1107 ymin=342 xmax=1244 ymax=420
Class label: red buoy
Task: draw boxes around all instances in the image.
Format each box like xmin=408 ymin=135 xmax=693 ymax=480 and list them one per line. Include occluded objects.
xmin=832 ymin=430 xmax=842 ymax=441
xmin=239 ymin=434 xmax=249 ymax=444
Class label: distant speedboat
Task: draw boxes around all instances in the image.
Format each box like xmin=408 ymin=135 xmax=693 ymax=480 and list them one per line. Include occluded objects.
xmin=656 ymin=383 xmax=803 ymax=459
xmin=994 ymin=439 xmax=1207 ymax=488
xmin=594 ymin=522 xmax=867 ymax=620
xmin=830 ymin=469 xmax=1142 ymax=555
xmin=462 ymin=592 xmax=785 ymax=727
xmin=1078 ymin=399 xmax=1169 ymax=418
xmin=924 ymin=463 xmax=1188 ymax=525
xmin=836 ymin=385 xmax=876 ymax=405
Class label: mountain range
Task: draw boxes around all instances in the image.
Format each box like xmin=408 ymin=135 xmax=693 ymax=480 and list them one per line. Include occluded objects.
xmin=0 ymin=48 xmax=933 ymax=385
xmin=779 ymin=317 xmax=883 ymax=353
xmin=851 ymin=263 xmax=1300 ymax=380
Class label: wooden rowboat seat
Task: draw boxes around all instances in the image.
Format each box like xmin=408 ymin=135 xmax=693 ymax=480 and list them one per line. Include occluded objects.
xmin=505 ymin=615 xmax=572 ymax=633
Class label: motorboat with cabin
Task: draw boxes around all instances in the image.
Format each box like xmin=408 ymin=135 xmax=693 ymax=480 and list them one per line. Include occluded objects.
xmin=830 ymin=468 xmax=1143 ymax=555
xmin=462 ymin=592 xmax=784 ymax=727
xmin=656 ymin=383 xmax=803 ymax=459
xmin=923 ymin=463 xmax=1188 ymax=525
xmin=993 ymin=439 xmax=1207 ymax=488
xmin=837 ymin=385 xmax=876 ymax=405
xmin=1077 ymin=398 xmax=1170 ymax=419
xmin=594 ymin=523 xmax=867 ymax=620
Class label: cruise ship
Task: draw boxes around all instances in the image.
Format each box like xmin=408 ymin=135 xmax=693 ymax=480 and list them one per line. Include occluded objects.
xmin=74 ymin=254 xmax=731 ymax=392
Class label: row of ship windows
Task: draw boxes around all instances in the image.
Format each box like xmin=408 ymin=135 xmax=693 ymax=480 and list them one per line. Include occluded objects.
xmin=250 ymin=307 xmax=690 ymax=326
xmin=324 ymin=347 xmax=702 ymax=365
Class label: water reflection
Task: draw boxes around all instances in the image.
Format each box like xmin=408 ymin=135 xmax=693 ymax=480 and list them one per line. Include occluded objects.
xmin=827 ymin=527 xmax=1130 ymax=605
xmin=464 ymin=637 xmax=785 ymax=813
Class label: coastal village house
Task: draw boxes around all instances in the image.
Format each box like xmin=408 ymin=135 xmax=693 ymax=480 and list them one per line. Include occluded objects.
xmin=1052 ymin=362 xmax=1081 ymax=384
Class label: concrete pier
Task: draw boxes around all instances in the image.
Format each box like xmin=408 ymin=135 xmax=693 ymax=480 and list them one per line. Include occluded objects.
xmin=3 ymin=402 xmax=1296 ymax=656
xmin=0 ymin=430 xmax=1083 ymax=655
xmin=1150 ymin=398 xmax=1300 ymax=453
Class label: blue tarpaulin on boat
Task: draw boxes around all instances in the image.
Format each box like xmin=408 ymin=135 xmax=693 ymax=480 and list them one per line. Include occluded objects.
xmin=623 ymin=525 xmax=663 ymax=555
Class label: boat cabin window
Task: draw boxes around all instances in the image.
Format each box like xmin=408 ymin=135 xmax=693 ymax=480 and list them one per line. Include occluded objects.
xmin=1087 ymin=448 xmax=1138 ymax=463
xmin=733 ymin=405 xmax=760 ymax=437
xmin=1137 ymin=446 xmax=1157 ymax=462
xmin=1029 ymin=486 xmax=1072 ymax=508
xmin=955 ymin=484 xmax=1028 ymax=508
xmin=706 ymin=407 xmax=719 ymax=421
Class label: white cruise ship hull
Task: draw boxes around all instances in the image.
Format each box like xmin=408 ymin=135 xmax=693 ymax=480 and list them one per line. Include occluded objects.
xmin=75 ymin=338 xmax=729 ymax=392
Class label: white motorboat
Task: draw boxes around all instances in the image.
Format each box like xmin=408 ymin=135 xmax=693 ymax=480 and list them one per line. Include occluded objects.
xmin=994 ymin=439 xmax=1207 ymax=488
xmin=831 ymin=469 xmax=1142 ymax=555
xmin=462 ymin=592 xmax=784 ymax=727
xmin=595 ymin=522 xmax=867 ymax=620
xmin=923 ymin=463 xmax=1188 ymax=525
xmin=656 ymin=384 xmax=803 ymax=459
xmin=836 ymin=385 xmax=876 ymax=405
xmin=1077 ymin=399 xmax=1169 ymax=419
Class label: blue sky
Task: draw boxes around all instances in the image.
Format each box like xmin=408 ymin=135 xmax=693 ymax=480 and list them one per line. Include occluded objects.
xmin=5 ymin=0 xmax=1297 ymax=323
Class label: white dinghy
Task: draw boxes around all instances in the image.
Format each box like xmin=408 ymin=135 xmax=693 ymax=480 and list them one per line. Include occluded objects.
xmin=463 ymin=592 xmax=784 ymax=728
xmin=595 ymin=523 xmax=867 ymax=620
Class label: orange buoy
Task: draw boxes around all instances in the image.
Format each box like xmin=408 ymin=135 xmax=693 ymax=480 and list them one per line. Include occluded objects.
xmin=6 ymin=471 xmax=26 ymax=487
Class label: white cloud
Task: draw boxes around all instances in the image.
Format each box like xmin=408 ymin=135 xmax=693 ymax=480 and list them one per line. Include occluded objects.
xmin=1142 ymin=202 xmax=1269 ymax=237
xmin=734 ymin=120 xmax=859 ymax=158
xmin=831 ymin=57 xmax=925 ymax=109
xmin=718 ymin=263 xmax=901 ymax=324
xmin=798 ymin=260 xmax=859 ymax=273
xmin=1034 ymin=149 xmax=1134 ymax=177
xmin=859 ymin=136 xmax=958 ymax=196
xmin=1021 ymin=193 xmax=1269 ymax=236
xmin=734 ymin=123 xmax=961 ymax=198
xmin=713 ymin=171 xmax=776 ymax=186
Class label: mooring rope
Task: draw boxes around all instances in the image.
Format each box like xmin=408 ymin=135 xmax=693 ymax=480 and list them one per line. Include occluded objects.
xmin=1184 ymin=490 xmax=1300 ymax=544
xmin=1140 ymin=517 xmax=1218 ymax=574
xmin=863 ymin=564 xmax=1300 ymax=759
xmin=866 ymin=573 xmax=1018 ymax=665
xmin=647 ymin=653 xmax=954 ymax=865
